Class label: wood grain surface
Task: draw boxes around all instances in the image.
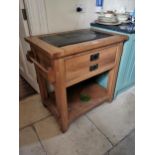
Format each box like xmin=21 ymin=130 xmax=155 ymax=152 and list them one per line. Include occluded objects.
xmin=25 ymin=29 xmax=128 ymax=132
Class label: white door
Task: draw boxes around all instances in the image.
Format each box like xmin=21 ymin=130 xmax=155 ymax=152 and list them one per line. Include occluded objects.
xmin=19 ymin=0 xmax=39 ymax=92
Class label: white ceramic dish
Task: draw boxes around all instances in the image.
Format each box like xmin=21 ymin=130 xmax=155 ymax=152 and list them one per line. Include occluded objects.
xmin=98 ymin=16 xmax=118 ymax=23
xmin=103 ymin=12 xmax=114 ymax=18
xmin=95 ymin=20 xmax=121 ymax=26
xmin=116 ymin=13 xmax=129 ymax=22
xmin=97 ymin=12 xmax=115 ymax=18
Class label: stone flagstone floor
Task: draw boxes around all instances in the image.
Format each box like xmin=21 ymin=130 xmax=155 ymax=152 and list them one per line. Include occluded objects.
xmin=19 ymin=87 xmax=135 ymax=155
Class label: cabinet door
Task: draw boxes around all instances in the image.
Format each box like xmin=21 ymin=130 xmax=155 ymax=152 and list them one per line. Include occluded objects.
xmin=19 ymin=0 xmax=39 ymax=92
xmin=115 ymin=34 xmax=135 ymax=96
xmin=123 ymin=36 xmax=135 ymax=87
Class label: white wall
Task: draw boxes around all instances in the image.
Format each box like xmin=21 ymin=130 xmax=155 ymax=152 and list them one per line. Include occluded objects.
xmin=104 ymin=0 xmax=135 ymax=12
xmin=45 ymin=0 xmax=97 ymax=33
xmin=44 ymin=0 xmax=135 ymax=33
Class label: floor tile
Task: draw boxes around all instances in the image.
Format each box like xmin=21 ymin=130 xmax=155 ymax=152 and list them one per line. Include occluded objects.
xmin=34 ymin=116 xmax=61 ymax=140
xmin=20 ymin=127 xmax=39 ymax=146
xmin=19 ymin=127 xmax=46 ymax=155
xmin=87 ymin=90 xmax=135 ymax=145
xmin=20 ymin=95 xmax=50 ymax=128
xmin=109 ymin=130 xmax=135 ymax=155
xmin=40 ymin=116 xmax=112 ymax=155
xmin=128 ymin=86 xmax=135 ymax=95
xmin=20 ymin=144 xmax=46 ymax=155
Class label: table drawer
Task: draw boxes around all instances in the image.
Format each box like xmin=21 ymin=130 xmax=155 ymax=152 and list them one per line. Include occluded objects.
xmin=65 ymin=45 xmax=117 ymax=85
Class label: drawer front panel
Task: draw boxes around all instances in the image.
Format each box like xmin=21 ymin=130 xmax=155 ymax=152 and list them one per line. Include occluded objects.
xmin=65 ymin=45 xmax=117 ymax=84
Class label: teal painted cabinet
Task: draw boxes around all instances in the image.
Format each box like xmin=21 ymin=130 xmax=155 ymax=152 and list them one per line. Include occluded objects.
xmin=91 ymin=27 xmax=135 ymax=97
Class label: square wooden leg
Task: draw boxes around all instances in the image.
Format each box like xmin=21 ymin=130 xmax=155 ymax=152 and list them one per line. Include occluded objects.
xmin=107 ymin=43 xmax=123 ymax=101
xmin=54 ymin=59 xmax=69 ymax=132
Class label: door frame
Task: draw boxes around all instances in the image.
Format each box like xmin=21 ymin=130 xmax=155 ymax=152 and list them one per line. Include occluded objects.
xmin=19 ymin=0 xmax=40 ymax=92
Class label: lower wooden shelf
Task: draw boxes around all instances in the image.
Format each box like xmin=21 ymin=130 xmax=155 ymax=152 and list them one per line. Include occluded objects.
xmin=44 ymin=80 xmax=109 ymax=124
xmin=67 ymin=81 xmax=109 ymax=123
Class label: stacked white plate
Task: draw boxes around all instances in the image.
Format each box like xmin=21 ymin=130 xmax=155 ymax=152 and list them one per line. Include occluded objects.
xmin=96 ymin=12 xmax=120 ymax=25
xmin=98 ymin=16 xmax=118 ymax=23
xmin=96 ymin=12 xmax=130 ymax=25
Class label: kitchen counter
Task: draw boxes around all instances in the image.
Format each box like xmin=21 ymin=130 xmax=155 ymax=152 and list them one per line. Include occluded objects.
xmin=91 ymin=23 xmax=135 ymax=97
xmin=90 ymin=22 xmax=135 ymax=34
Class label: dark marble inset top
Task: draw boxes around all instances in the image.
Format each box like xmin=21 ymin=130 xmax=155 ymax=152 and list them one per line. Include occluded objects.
xmin=39 ymin=29 xmax=112 ymax=47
